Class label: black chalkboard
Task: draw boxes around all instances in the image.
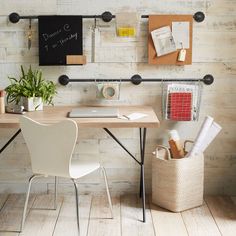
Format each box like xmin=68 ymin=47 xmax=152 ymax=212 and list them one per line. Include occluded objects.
xmin=38 ymin=15 xmax=83 ymax=65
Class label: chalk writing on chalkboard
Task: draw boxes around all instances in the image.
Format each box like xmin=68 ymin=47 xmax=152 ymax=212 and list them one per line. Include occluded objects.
xmin=38 ymin=16 xmax=83 ymax=65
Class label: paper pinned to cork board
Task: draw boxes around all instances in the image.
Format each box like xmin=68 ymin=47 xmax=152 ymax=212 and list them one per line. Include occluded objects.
xmin=172 ymin=21 xmax=190 ymax=49
xmin=151 ymin=26 xmax=176 ymax=57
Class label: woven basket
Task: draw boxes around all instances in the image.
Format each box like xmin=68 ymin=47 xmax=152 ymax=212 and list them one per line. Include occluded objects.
xmin=152 ymin=143 xmax=204 ymax=212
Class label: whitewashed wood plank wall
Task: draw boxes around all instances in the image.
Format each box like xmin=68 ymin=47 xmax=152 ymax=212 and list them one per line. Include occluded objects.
xmin=0 ymin=0 xmax=235 ymax=195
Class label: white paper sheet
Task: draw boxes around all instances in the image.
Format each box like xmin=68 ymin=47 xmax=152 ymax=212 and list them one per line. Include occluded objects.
xmin=123 ymin=113 xmax=148 ymax=120
xmin=172 ymin=21 xmax=190 ymax=49
xmin=151 ymin=26 xmax=176 ymax=56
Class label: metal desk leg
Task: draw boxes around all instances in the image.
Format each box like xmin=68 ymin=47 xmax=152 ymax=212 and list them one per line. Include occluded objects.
xmin=140 ymin=128 xmax=147 ymax=223
xmin=139 ymin=128 xmax=143 ymax=198
xmin=0 ymin=129 xmax=21 ymax=154
xmin=103 ymin=127 xmax=147 ymax=223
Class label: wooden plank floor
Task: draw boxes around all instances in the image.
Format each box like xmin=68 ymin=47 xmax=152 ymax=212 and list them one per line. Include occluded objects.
xmin=0 ymin=194 xmax=235 ymax=236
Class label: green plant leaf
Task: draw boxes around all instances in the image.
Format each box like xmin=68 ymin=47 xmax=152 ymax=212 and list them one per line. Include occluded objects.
xmin=5 ymin=65 xmax=57 ymax=106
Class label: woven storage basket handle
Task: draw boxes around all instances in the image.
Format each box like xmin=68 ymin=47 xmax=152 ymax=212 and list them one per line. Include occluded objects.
xmin=184 ymin=140 xmax=194 ymax=152
xmin=153 ymin=145 xmax=171 ymax=160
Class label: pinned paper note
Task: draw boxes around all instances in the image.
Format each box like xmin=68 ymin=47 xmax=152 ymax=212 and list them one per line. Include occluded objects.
xmin=151 ymin=26 xmax=176 ymax=57
xmin=172 ymin=21 xmax=190 ymax=49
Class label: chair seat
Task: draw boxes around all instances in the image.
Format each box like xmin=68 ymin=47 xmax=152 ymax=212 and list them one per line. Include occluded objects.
xmin=69 ymin=159 xmax=100 ymax=179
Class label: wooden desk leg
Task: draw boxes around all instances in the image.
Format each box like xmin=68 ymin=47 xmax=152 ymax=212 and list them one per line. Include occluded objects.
xmin=0 ymin=129 xmax=21 ymax=154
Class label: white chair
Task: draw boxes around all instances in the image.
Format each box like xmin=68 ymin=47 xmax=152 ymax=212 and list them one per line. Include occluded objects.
xmin=18 ymin=116 xmax=113 ymax=234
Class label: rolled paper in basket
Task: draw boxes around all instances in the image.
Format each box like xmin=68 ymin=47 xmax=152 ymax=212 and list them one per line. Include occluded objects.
xmin=188 ymin=116 xmax=214 ymax=156
xmin=198 ymin=121 xmax=222 ymax=152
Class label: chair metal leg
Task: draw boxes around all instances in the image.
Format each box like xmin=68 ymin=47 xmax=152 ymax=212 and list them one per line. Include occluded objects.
xmin=54 ymin=176 xmax=58 ymax=210
xmin=72 ymin=179 xmax=80 ymax=236
xmin=101 ymin=166 xmax=113 ymax=219
xmin=20 ymin=174 xmax=42 ymax=232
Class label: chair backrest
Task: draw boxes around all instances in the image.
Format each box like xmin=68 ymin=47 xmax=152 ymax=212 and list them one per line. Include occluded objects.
xmin=19 ymin=116 xmax=78 ymax=178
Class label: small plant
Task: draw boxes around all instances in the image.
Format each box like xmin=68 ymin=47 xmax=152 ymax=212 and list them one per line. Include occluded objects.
xmin=5 ymin=66 xmax=57 ymax=106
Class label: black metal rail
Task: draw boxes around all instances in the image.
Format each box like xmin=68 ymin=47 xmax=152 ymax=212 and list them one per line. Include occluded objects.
xmin=9 ymin=11 xmax=205 ymax=23
xmin=58 ymin=74 xmax=214 ymax=86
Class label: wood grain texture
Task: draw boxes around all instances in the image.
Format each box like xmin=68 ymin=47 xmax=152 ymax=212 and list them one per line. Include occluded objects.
xmin=0 ymin=0 xmax=57 ymax=15
xmin=66 ymin=55 xmax=87 ymax=65
xmin=0 ymin=194 xmax=236 ymax=235
xmin=87 ymin=196 xmax=121 ymax=236
xmin=0 ymin=232 xmax=19 ymax=236
xmin=150 ymin=200 xmax=188 ymax=236
xmin=0 ymin=106 xmax=159 ymax=128
xmin=0 ymin=194 xmax=9 ymax=210
xmin=0 ymin=194 xmax=35 ymax=232
xmin=181 ymin=201 xmax=221 ymax=236
xmin=205 ymin=196 xmax=236 ymax=236
xmin=20 ymin=194 xmax=62 ymax=236
xmin=121 ymin=194 xmax=155 ymax=236
xmin=53 ymin=195 xmax=92 ymax=236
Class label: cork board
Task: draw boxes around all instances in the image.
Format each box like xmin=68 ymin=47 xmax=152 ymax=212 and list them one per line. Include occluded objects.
xmin=148 ymin=15 xmax=193 ymax=65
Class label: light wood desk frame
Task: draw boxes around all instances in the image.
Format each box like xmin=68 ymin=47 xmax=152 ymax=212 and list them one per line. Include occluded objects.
xmin=0 ymin=106 xmax=160 ymax=223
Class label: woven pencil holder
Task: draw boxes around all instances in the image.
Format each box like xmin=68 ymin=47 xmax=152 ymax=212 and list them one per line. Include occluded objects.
xmin=152 ymin=143 xmax=204 ymax=212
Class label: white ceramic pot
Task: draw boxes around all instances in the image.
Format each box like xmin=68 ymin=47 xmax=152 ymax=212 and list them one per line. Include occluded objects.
xmin=22 ymin=97 xmax=43 ymax=111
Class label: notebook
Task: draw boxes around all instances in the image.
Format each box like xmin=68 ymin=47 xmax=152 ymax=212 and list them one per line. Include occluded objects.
xmin=68 ymin=107 xmax=119 ymax=118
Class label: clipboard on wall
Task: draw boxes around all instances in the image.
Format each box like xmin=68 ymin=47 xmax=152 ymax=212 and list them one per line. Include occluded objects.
xmin=148 ymin=15 xmax=193 ymax=65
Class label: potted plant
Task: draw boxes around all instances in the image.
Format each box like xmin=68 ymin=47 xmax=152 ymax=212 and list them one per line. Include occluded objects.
xmin=5 ymin=66 xmax=57 ymax=111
